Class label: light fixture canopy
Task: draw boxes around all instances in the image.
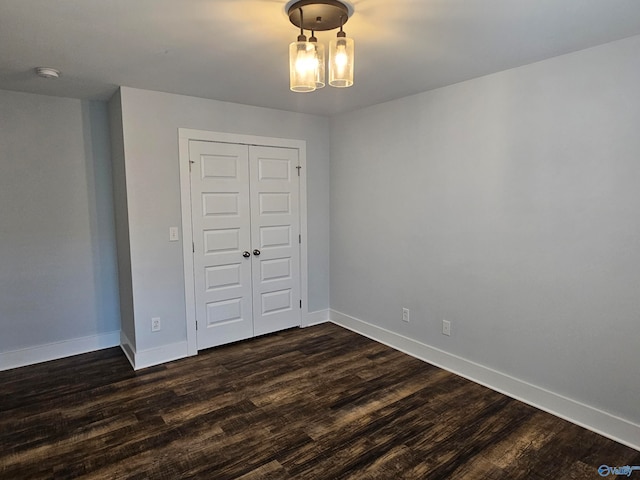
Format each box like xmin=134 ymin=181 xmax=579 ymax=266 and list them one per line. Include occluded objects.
xmin=287 ymin=0 xmax=349 ymax=31
xmin=287 ymin=0 xmax=354 ymax=92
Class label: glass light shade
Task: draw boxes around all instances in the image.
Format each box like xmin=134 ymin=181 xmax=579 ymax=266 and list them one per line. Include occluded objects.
xmin=289 ymin=41 xmax=317 ymax=92
xmin=329 ymin=36 xmax=354 ymax=88
xmin=312 ymin=41 xmax=325 ymax=88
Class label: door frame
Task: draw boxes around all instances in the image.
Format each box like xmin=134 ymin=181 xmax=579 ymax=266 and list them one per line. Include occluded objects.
xmin=178 ymin=128 xmax=309 ymax=356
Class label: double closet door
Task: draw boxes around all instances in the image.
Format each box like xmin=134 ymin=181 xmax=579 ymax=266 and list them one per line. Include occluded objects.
xmin=189 ymin=140 xmax=301 ymax=351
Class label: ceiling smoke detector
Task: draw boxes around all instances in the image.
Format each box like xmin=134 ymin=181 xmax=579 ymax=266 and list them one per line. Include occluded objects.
xmin=35 ymin=67 xmax=61 ymax=79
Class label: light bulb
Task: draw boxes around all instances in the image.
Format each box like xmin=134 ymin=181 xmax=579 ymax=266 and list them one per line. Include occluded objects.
xmin=296 ymin=47 xmax=315 ymax=75
xmin=335 ymin=41 xmax=348 ymax=77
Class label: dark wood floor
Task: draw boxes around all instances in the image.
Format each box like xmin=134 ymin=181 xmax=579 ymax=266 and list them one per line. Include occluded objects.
xmin=1 ymin=323 xmax=638 ymax=479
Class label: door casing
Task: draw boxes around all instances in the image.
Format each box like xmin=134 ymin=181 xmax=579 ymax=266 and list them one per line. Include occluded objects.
xmin=178 ymin=128 xmax=309 ymax=356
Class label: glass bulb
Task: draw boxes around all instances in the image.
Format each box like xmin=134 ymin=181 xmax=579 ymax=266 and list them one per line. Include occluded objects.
xmin=312 ymin=41 xmax=325 ymax=89
xmin=290 ymin=41 xmax=317 ymax=92
xmin=329 ymin=35 xmax=354 ymax=88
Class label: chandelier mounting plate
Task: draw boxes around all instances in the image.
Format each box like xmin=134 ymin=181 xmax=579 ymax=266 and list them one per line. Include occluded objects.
xmin=288 ymin=0 xmax=349 ymax=31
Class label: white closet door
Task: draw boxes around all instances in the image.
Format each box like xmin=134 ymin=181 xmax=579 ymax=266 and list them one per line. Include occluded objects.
xmin=190 ymin=140 xmax=254 ymax=350
xmin=249 ymin=146 xmax=301 ymax=336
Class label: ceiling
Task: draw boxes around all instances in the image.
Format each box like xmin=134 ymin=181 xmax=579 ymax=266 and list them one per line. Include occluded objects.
xmin=2 ymin=0 xmax=640 ymax=116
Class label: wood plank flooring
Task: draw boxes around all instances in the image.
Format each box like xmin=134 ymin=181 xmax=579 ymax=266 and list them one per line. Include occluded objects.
xmin=1 ymin=323 xmax=638 ymax=479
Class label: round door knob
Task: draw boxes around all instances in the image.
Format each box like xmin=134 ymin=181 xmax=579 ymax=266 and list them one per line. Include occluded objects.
xmin=242 ymin=251 xmax=251 ymax=258
xmin=253 ymin=249 xmax=261 ymax=256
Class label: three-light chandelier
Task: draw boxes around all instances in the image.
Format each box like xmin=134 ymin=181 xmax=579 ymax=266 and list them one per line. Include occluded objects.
xmin=287 ymin=0 xmax=354 ymax=92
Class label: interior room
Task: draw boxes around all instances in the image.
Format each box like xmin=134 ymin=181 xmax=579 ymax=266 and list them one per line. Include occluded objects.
xmin=1 ymin=0 xmax=639 ymax=477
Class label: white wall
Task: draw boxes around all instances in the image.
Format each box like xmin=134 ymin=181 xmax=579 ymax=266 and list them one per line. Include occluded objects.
xmin=0 ymin=90 xmax=120 ymax=363
xmin=330 ymin=35 xmax=640 ymax=427
xmin=114 ymin=87 xmax=330 ymax=354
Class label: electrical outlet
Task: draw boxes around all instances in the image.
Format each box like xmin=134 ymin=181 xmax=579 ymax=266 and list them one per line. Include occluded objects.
xmin=402 ymin=307 xmax=410 ymax=323
xmin=152 ymin=317 xmax=161 ymax=332
xmin=442 ymin=319 xmax=451 ymax=336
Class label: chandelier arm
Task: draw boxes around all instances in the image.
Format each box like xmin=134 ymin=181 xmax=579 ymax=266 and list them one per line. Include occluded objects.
xmin=297 ymin=8 xmax=306 ymax=41
xmin=300 ymin=8 xmax=304 ymax=37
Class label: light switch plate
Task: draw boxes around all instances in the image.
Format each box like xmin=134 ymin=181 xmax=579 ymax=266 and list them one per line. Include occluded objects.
xmin=169 ymin=227 xmax=179 ymax=242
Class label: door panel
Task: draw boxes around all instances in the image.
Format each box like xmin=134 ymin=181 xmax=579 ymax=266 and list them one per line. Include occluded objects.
xmin=190 ymin=141 xmax=301 ymax=350
xmin=250 ymin=146 xmax=301 ymax=336
xmin=190 ymin=141 xmax=253 ymax=350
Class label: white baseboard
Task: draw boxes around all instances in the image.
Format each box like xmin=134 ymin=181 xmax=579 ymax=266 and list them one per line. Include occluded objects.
xmin=119 ymin=332 xmax=189 ymax=370
xmin=303 ymin=309 xmax=329 ymax=327
xmin=120 ymin=308 xmax=329 ymax=370
xmin=0 ymin=331 xmax=120 ymax=371
xmin=133 ymin=341 xmax=189 ymax=370
xmin=119 ymin=330 xmax=136 ymax=369
xmin=330 ymin=309 xmax=640 ymax=452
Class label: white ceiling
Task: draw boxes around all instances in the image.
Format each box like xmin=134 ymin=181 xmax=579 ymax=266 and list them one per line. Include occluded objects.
xmin=2 ymin=0 xmax=640 ymax=116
